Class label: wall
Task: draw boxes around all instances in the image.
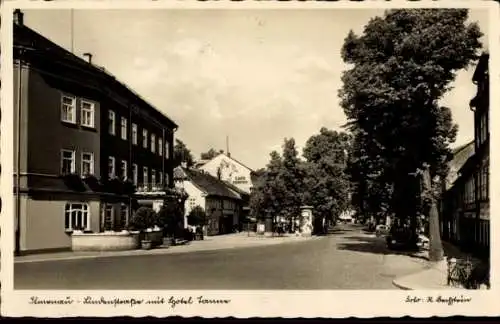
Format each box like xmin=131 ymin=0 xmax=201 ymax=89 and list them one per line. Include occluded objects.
xmin=26 ymin=68 xmax=102 ymax=178
xmin=199 ymin=154 xmax=253 ymax=193
xmin=21 ymin=196 xmax=100 ymax=252
xmin=176 ymin=180 xmax=205 ymax=228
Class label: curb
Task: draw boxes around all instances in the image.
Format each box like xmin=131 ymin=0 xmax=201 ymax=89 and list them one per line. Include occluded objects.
xmin=392 ymin=278 xmax=413 ymax=290
xmin=15 ymin=236 xmax=322 ymax=264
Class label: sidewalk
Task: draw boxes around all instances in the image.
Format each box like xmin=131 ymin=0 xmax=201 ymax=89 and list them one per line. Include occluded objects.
xmin=392 ymin=241 xmax=484 ymax=290
xmin=15 ymin=232 xmax=320 ymax=264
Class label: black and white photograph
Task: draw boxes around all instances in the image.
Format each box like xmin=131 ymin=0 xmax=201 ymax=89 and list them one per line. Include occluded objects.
xmin=1 ymin=0 xmax=498 ymax=318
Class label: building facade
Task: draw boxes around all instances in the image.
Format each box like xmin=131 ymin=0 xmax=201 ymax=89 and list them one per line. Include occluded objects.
xmin=440 ymin=52 xmax=489 ymax=258
xmin=13 ymin=10 xmax=178 ymax=254
xmin=174 ymin=166 xmax=243 ymax=235
xmin=198 ymin=153 xmax=255 ymax=194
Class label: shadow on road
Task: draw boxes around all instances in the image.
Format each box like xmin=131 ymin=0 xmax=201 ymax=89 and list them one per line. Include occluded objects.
xmin=336 ymin=235 xmax=429 ymax=262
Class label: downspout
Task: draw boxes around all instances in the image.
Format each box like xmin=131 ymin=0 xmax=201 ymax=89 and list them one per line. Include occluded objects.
xmin=15 ymin=55 xmax=23 ymax=256
xmin=162 ymin=128 xmax=165 ymax=189
xmin=128 ymin=104 xmax=133 ymax=227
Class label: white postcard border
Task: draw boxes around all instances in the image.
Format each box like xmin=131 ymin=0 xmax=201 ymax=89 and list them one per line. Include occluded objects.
xmin=1 ymin=0 xmax=499 ymax=318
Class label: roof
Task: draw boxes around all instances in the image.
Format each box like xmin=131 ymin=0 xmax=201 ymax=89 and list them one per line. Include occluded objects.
xmin=472 ymin=52 xmax=489 ymax=83
xmin=13 ymin=20 xmax=178 ymax=129
xmin=201 ymin=153 xmax=254 ymax=173
xmin=175 ymin=167 xmax=241 ymax=200
xmin=445 ymin=141 xmax=475 ymax=189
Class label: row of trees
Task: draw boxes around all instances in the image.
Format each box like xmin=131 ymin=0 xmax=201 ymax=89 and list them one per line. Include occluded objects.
xmin=339 ymin=9 xmax=483 ymax=260
xmin=173 ymin=139 xmax=226 ymax=167
xmin=249 ymin=128 xmax=352 ymax=233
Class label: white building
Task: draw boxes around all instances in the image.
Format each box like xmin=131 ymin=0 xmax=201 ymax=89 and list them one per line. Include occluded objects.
xmin=174 ymin=166 xmax=243 ymax=235
xmin=198 ymin=153 xmax=255 ymax=194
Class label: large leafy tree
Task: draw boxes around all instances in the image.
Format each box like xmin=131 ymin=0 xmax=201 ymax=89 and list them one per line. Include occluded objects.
xmin=174 ymin=139 xmax=195 ymax=168
xmin=302 ymin=128 xmax=352 ymax=231
xmin=280 ymin=138 xmax=305 ymax=223
xmin=200 ymin=148 xmax=224 ymax=160
xmin=339 ymin=9 xmax=482 ymax=260
xmin=249 ymin=150 xmax=286 ymax=222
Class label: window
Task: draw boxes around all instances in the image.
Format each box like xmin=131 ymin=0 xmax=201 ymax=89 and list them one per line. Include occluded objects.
xmin=142 ymin=129 xmax=148 ymax=148
xmin=103 ymin=204 xmax=114 ymax=231
xmin=120 ymin=160 xmax=128 ymax=180
xmin=151 ymin=169 xmax=156 ymax=186
xmin=61 ymin=95 xmax=76 ymax=123
xmin=189 ymin=198 xmax=196 ymax=209
xmin=132 ymin=164 xmax=138 ymax=186
xmin=159 ymin=171 xmax=163 ymax=185
xmin=158 ymin=138 xmax=163 ymax=156
xmin=165 ymin=141 xmax=170 ymax=159
xmin=108 ymin=156 xmax=115 ymax=179
xmin=165 ymin=173 xmax=169 ymax=186
xmin=108 ymin=110 xmax=116 ymax=135
xmin=119 ymin=204 xmax=129 ymax=229
xmin=81 ymin=152 xmax=94 ymax=176
xmin=121 ymin=117 xmax=128 ymax=140
xmin=143 ymin=166 xmax=148 ymax=184
xmin=132 ymin=123 xmax=138 ymax=145
xmin=65 ymin=203 xmax=90 ymax=231
xmin=464 ymin=178 xmax=475 ymax=204
xmin=61 ymin=149 xmax=75 ymax=174
xmin=480 ymin=164 xmax=489 ymax=201
xmin=151 ymin=134 xmax=156 ymax=153
xmin=80 ymin=100 xmax=95 ymax=128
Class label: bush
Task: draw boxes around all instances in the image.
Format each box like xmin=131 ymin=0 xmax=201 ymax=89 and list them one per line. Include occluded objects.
xmin=129 ymin=206 xmax=156 ymax=231
xmin=187 ymin=205 xmax=207 ymax=227
xmin=157 ymin=201 xmax=184 ymax=237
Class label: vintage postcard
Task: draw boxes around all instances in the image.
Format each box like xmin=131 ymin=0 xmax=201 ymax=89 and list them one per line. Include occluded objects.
xmin=1 ymin=0 xmax=499 ymax=318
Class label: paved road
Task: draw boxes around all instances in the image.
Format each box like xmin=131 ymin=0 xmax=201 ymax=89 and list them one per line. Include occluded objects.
xmin=15 ymin=224 xmax=428 ymax=290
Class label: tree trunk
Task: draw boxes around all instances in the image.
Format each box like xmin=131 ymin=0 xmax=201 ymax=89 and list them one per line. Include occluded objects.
xmin=422 ymin=168 xmax=444 ymax=262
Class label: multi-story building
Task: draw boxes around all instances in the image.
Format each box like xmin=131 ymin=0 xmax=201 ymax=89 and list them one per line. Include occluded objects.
xmin=440 ymin=52 xmax=489 ymax=258
xmin=13 ymin=10 xmax=178 ymax=254
xmin=173 ymin=166 xmax=243 ymax=235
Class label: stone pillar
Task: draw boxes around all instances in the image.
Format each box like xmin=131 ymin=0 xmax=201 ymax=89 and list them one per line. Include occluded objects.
xmin=300 ymin=206 xmax=314 ymax=237
xmin=264 ymin=214 xmax=273 ymax=237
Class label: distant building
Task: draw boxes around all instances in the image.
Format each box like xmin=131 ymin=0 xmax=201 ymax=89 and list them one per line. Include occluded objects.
xmin=13 ymin=10 xmax=178 ymax=254
xmin=440 ymin=52 xmax=489 ymax=258
xmin=173 ymin=166 xmax=243 ymax=235
xmin=198 ymin=153 xmax=255 ymax=194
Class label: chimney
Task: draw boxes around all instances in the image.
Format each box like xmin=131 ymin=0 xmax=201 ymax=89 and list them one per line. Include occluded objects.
xmin=14 ymin=9 xmax=24 ymax=26
xmin=83 ymin=52 xmax=93 ymax=64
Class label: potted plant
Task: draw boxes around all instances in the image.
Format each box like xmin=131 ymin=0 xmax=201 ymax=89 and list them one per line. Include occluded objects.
xmin=187 ymin=206 xmax=207 ymax=240
xmin=157 ymin=198 xmax=188 ymax=245
xmin=129 ymin=206 xmax=156 ymax=249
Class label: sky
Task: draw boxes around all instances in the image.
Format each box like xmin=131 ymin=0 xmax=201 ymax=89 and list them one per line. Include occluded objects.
xmin=23 ymin=8 xmax=489 ymax=170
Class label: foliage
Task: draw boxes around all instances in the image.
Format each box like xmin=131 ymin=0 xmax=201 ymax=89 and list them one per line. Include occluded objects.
xmin=129 ymin=206 xmax=156 ymax=231
xmin=280 ymin=138 xmax=305 ymax=220
xmin=187 ymin=205 xmax=207 ymax=226
xmin=250 ymin=150 xmax=285 ymax=221
xmin=302 ymin=128 xmax=352 ymax=224
xmin=200 ymin=148 xmax=224 ymax=160
xmin=157 ymin=200 xmax=185 ymax=236
xmin=339 ymin=9 xmax=483 ymax=254
xmin=174 ymin=139 xmax=195 ymax=168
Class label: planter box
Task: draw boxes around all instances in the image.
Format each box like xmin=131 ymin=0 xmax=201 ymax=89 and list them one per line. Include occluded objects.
xmin=71 ymin=231 xmax=140 ymax=252
xmin=144 ymin=230 xmax=163 ymax=247
xmin=141 ymin=240 xmax=153 ymax=250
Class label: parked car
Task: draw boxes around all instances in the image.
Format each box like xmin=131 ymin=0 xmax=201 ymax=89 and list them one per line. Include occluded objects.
xmin=386 ymin=225 xmax=419 ymax=251
xmin=375 ymin=225 xmax=390 ymax=237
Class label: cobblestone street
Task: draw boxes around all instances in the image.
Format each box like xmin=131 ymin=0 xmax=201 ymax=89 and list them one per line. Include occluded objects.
xmin=15 ymin=224 xmax=429 ymax=290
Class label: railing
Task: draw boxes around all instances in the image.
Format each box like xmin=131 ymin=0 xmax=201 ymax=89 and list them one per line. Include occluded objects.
xmin=135 ymin=183 xmax=166 ymax=193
